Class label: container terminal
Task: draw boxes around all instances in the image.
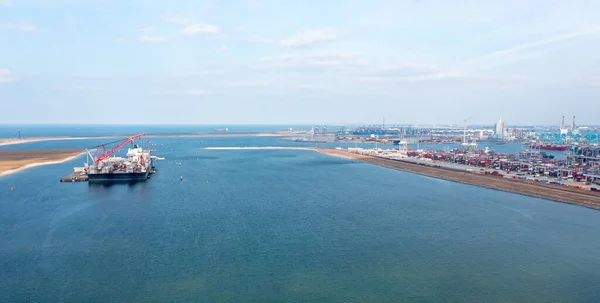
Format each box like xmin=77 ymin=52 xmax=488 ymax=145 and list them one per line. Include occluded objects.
xmin=342 ymin=143 xmax=600 ymax=191
xmin=60 ymin=133 xmax=160 ymax=183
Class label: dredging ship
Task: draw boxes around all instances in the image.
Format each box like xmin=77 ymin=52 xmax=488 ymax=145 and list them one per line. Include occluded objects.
xmin=85 ymin=134 xmax=153 ymax=183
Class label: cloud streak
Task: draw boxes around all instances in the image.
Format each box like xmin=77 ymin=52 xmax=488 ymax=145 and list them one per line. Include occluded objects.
xmin=0 ymin=22 xmax=39 ymax=32
xmin=280 ymin=28 xmax=338 ymax=47
xmin=56 ymin=85 xmax=101 ymax=92
xmin=0 ymin=69 xmax=14 ymax=83
xmin=162 ymin=14 xmax=220 ymax=36
xmin=461 ymin=28 xmax=600 ymax=69
xmin=157 ymin=89 xmax=208 ymax=96
xmin=260 ymin=50 xmax=364 ymax=71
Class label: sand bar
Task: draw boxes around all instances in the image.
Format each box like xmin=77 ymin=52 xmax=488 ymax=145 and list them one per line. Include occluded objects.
xmin=0 ymin=150 xmax=84 ymax=176
xmin=316 ymin=148 xmax=600 ymax=209
xmin=0 ymin=131 xmax=304 ymax=147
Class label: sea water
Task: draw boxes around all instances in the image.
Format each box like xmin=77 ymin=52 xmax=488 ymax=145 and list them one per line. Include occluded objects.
xmin=0 ymin=135 xmax=598 ymax=302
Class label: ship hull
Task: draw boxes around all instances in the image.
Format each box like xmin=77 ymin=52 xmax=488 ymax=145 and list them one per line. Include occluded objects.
xmin=87 ymin=171 xmax=149 ymax=183
xmin=531 ymin=145 xmax=568 ymax=151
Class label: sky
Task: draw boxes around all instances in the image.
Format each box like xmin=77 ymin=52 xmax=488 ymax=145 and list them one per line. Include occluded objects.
xmin=1 ymin=0 xmax=599 ymax=125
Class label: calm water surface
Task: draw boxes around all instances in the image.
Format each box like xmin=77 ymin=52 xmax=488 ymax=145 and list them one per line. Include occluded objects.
xmin=0 ymin=136 xmax=598 ymax=302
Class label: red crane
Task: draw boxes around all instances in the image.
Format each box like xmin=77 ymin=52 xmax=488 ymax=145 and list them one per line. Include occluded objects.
xmin=95 ymin=133 xmax=145 ymax=163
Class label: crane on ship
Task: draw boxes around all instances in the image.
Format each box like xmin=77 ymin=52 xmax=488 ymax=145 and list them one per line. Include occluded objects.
xmin=86 ymin=133 xmax=145 ymax=163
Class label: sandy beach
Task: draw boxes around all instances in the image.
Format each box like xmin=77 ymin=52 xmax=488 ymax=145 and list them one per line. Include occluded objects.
xmin=0 ymin=150 xmax=84 ymax=177
xmin=317 ymin=148 xmax=600 ymax=209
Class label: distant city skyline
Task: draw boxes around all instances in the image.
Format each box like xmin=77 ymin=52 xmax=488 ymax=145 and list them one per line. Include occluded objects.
xmin=1 ymin=0 xmax=599 ymax=125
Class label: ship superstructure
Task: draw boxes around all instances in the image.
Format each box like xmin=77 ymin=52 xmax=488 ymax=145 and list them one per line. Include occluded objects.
xmin=84 ymin=133 xmax=153 ymax=183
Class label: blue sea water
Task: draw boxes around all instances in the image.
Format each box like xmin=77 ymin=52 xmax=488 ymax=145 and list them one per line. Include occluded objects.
xmin=0 ymin=124 xmax=314 ymax=138
xmin=1 ymin=135 xmax=598 ymax=302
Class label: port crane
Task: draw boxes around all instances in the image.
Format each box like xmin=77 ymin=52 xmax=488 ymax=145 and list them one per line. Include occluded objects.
xmin=87 ymin=133 xmax=145 ymax=163
xmin=462 ymin=116 xmax=473 ymax=145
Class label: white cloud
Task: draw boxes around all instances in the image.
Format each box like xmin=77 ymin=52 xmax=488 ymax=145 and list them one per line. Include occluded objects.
xmin=235 ymin=26 xmax=248 ymax=32
xmin=0 ymin=22 xmax=39 ymax=32
xmin=220 ymin=44 xmax=228 ymax=51
xmin=406 ymin=72 xmax=469 ymax=82
xmin=181 ymin=23 xmax=219 ymax=36
xmin=358 ymin=69 xmax=535 ymax=84
xmin=158 ymin=89 xmax=208 ymax=95
xmin=280 ymin=28 xmax=338 ymax=47
xmin=225 ymin=82 xmax=269 ymax=88
xmin=479 ymin=27 xmax=512 ymax=39
xmin=261 ymin=50 xmax=365 ymax=70
xmin=0 ymin=68 xmax=14 ymax=83
xmin=139 ymin=35 xmax=166 ymax=43
xmin=0 ymin=0 xmax=11 ymax=7
xmin=166 ymin=71 xmax=225 ymax=77
xmin=162 ymin=14 xmax=220 ymax=37
xmin=379 ymin=64 xmax=439 ymax=75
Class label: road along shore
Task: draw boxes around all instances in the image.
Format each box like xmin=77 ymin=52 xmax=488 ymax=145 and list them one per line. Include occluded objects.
xmin=316 ymin=148 xmax=600 ymax=210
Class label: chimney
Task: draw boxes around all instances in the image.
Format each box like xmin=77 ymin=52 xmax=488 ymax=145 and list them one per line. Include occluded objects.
xmin=561 ymin=116 xmax=565 ymax=129
xmin=571 ymin=116 xmax=576 ymax=131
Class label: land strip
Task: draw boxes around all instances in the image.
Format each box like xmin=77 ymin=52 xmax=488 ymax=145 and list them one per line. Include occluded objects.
xmin=0 ymin=131 xmax=303 ymax=147
xmin=317 ymin=148 xmax=600 ymax=209
xmin=0 ymin=150 xmax=84 ymax=176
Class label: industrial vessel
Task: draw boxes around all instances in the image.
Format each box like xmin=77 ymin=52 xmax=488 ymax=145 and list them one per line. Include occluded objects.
xmin=85 ymin=134 xmax=153 ymax=183
xmin=530 ymin=144 xmax=568 ymax=151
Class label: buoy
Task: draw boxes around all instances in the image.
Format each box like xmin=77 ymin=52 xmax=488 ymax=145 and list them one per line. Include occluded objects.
xmin=10 ymin=187 xmax=14 ymax=191
xmin=180 ymin=176 xmax=183 ymax=180
xmin=206 ymin=180 xmax=208 ymax=183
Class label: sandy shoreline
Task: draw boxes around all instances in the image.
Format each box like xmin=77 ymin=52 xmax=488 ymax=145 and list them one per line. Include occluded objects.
xmin=0 ymin=150 xmax=85 ymax=177
xmin=0 ymin=131 xmax=303 ymax=147
xmin=316 ymin=148 xmax=600 ymax=210
xmin=0 ymin=137 xmax=99 ymax=147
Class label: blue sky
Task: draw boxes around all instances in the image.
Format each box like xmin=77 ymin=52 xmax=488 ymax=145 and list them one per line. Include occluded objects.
xmin=1 ymin=0 xmax=599 ymax=125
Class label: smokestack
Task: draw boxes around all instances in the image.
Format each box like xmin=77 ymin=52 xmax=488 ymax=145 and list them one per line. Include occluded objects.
xmin=571 ymin=116 xmax=576 ymax=131
xmin=561 ymin=116 xmax=565 ymax=129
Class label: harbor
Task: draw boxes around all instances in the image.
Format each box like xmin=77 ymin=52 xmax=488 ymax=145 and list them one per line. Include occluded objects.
xmin=282 ymin=116 xmax=599 ymax=149
xmin=318 ymin=148 xmax=600 ymax=209
xmin=340 ymin=145 xmax=600 ymax=189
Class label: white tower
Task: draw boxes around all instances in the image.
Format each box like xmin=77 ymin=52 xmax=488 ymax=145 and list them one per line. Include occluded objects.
xmin=495 ymin=117 xmax=505 ymax=138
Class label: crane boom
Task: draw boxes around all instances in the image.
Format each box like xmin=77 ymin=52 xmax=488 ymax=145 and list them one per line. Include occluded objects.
xmin=95 ymin=133 xmax=144 ymax=163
